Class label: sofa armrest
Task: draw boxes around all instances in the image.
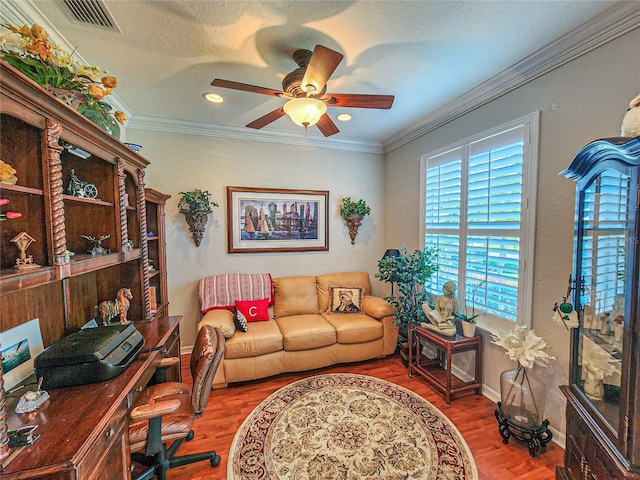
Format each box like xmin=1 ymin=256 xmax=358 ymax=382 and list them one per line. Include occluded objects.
xmin=361 ymin=295 xmax=397 ymax=320
xmin=198 ymin=309 xmax=236 ymax=339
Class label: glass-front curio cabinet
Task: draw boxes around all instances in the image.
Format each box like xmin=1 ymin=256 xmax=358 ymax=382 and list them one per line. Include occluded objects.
xmin=557 ymin=137 xmax=640 ymax=480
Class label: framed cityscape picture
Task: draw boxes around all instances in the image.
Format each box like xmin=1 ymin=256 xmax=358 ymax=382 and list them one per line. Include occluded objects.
xmin=227 ymin=186 xmax=329 ymax=253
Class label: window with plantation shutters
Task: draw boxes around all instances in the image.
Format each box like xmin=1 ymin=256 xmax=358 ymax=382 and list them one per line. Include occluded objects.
xmin=421 ymin=113 xmax=539 ymax=331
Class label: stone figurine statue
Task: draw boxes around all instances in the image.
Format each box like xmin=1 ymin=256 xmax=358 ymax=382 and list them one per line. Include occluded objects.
xmin=421 ymin=281 xmax=457 ymax=336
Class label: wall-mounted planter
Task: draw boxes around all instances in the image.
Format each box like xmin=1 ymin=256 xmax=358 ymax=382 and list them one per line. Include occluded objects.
xmin=345 ymin=213 xmax=363 ymax=245
xmin=339 ymin=197 xmax=371 ymax=246
xmin=181 ymin=209 xmax=211 ymax=247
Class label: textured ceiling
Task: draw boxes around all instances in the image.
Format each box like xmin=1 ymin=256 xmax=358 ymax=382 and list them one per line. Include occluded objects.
xmin=2 ymin=1 xmax=633 ymax=148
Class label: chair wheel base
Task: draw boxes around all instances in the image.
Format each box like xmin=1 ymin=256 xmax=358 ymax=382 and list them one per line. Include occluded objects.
xmin=211 ymin=454 xmax=221 ymax=467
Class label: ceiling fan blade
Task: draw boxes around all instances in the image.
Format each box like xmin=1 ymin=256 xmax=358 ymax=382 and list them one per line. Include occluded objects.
xmin=326 ymin=93 xmax=394 ymax=109
xmin=212 ymin=79 xmax=284 ymax=97
xmin=246 ymin=107 xmax=286 ymax=129
xmin=316 ymin=114 xmax=339 ymax=137
xmin=301 ymin=45 xmax=344 ymax=95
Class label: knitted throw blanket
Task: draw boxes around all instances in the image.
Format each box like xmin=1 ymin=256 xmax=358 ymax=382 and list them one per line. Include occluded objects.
xmin=199 ymin=273 xmax=273 ymax=313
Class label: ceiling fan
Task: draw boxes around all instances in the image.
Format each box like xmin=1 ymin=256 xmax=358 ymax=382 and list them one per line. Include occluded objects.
xmin=211 ymin=45 xmax=394 ymax=137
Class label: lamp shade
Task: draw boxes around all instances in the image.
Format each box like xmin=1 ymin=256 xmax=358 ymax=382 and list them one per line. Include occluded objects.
xmin=381 ymin=248 xmax=401 ymax=261
xmin=283 ymin=98 xmax=327 ymax=127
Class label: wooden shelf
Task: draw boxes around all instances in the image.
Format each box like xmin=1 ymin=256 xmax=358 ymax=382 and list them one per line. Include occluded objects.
xmin=62 ymin=193 xmax=114 ymax=207
xmin=0 ymin=183 xmax=44 ymax=195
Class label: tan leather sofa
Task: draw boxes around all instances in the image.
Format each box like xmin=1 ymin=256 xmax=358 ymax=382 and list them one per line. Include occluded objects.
xmin=197 ymin=271 xmax=398 ymax=388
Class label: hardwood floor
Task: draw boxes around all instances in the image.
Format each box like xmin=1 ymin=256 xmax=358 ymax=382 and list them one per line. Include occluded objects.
xmin=167 ymin=354 xmax=564 ymax=479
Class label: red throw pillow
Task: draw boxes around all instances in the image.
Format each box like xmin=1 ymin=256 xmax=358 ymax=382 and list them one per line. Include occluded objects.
xmin=236 ymin=298 xmax=270 ymax=322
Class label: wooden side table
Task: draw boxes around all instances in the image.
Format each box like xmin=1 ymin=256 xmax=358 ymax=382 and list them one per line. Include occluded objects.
xmin=408 ymin=324 xmax=482 ymax=403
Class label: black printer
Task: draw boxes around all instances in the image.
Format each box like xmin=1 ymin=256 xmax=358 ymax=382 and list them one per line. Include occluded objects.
xmin=35 ymin=323 xmax=144 ymax=389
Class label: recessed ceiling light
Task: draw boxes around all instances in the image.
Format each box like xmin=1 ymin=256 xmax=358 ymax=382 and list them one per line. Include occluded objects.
xmin=203 ymin=92 xmax=223 ymax=103
xmin=337 ymin=113 xmax=351 ymax=122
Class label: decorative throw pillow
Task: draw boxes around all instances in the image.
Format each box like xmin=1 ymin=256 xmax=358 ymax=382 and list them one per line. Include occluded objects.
xmin=234 ymin=311 xmax=249 ymax=332
xmin=328 ymin=287 xmax=363 ymax=314
xmin=236 ymin=298 xmax=270 ymax=323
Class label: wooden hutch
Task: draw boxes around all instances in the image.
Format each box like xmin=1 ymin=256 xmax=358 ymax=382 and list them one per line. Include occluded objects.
xmin=0 ymin=60 xmax=178 ymax=478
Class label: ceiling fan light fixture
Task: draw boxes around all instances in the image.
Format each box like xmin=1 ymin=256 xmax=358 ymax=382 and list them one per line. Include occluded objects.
xmin=283 ymin=98 xmax=327 ymax=128
xmin=337 ymin=113 xmax=351 ymax=122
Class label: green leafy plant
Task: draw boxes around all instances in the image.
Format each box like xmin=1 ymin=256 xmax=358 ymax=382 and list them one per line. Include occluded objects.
xmin=178 ymin=189 xmax=218 ymax=214
xmin=339 ymin=197 xmax=371 ymax=219
xmin=375 ymin=246 xmax=439 ymax=326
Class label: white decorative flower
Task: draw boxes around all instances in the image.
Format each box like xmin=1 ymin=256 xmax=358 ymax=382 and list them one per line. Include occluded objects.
xmin=492 ymin=325 xmax=555 ymax=369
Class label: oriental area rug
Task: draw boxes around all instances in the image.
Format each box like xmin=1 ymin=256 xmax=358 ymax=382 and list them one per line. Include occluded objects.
xmin=228 ymin=373 xmax=478 ymax=480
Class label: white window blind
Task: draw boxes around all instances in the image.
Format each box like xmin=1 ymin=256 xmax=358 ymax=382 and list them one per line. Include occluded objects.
xmin=421 ymin=113 xmax=539 ymax=330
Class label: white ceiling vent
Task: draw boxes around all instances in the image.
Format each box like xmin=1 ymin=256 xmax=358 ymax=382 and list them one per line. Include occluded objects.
xmin=59 ymin=0 xmax=120 ymax=32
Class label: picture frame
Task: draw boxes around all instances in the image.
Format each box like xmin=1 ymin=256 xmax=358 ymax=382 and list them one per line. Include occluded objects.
xmin=0 ymin=318 xmax=44 ymax=390
xmin=227 ymin=186 xmax=329 ymax=253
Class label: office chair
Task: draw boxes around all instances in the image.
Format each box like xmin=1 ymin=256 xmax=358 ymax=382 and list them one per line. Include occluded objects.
xmin=129 ymin=325 xmax=224 ymax=480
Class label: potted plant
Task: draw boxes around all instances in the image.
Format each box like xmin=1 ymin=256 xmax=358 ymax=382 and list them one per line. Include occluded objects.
xmin=453 ymin=280 xmax=484 ymax=337
xmin=1 ymin=23 xmax=127 ymax=137
xmin=178 ymin=189 xmax=219 ymax=247
xmin=375 ymin=246 xmax=439 ymax=339
xmin=339 ymin=197 xmax=371 ymax=245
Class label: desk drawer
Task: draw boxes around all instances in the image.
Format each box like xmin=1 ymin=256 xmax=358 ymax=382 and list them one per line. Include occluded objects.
xmin=127 ymin=358 xmax=159 ymax=408
xmin=77 ymin=402 xmax=129 ymax=480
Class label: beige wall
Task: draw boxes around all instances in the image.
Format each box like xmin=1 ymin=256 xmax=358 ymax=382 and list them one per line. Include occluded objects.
xmin=124 ymin=130 xmax=387 ymax=348
xmin=383 ymin=29 xmax=640 ymax=437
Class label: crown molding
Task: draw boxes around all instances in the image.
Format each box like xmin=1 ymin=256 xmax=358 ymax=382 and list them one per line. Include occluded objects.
xmin=127 ymin=115 xmax=385 ymax=154
xmin=383 ymin=2 xmax=640 ymax=154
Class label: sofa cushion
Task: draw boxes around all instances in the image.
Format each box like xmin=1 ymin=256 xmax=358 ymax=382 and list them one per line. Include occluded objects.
xmin=322 ymin=313 xmax=383 ymax=344
xmin=224 ymin=319 xmax=283 ymax=359
xmin=316 ymin=272 xmax=372 ymax=313
xmin=327 ymin=286 xmax=363 ymax=314
xmin=276 ymin=314 xmax=336 ymax=351
xmin=273 ymin=276 xmax=319 ymax=317
xmin=234 ymin=312 xmax=248 ymax=332
xmin=236 ymin=298 xmax=270 ymax=322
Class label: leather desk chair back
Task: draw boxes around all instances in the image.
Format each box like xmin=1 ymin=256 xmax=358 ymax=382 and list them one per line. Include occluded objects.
xmin=190 ymin=323 xmax=224 ymax=417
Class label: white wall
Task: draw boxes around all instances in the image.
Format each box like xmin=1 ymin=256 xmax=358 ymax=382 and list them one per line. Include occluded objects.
xmin=124 ymin=130 xmax=386 ymax=347
xmin=383 ymin=29 xmax=640 ymax=437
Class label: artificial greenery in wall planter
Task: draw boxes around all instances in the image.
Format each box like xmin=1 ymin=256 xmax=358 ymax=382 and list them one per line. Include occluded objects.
xmin=339 ymin=197 xmax=371 ymax=245
xmin=178 ymin=189 xmax=219 ymax=247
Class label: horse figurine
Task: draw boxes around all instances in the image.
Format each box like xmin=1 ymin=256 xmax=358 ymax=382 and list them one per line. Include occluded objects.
xmin=98 ymin=288 xmax=133 ymax=325
xmin=116 ymin=288 xmax=133 ymax=323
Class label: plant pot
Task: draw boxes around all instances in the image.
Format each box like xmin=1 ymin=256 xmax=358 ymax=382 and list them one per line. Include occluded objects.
xmin=345 ymin=214 xmax=363 ymax=245
xmin=181 ymin=209 xmax=211 ymax=247
xmin=461 ymin=321 xmax=476 ymax=337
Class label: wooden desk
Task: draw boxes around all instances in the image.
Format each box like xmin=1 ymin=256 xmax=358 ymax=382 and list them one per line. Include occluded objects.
xmin=1 ymin=315 xmax=181 ymax=480
xmin=408 ymin=324 xmax=482 ymax=404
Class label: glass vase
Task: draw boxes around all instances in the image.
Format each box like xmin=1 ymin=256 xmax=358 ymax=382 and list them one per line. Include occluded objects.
xmin=500 ymin=365 xmax=547 ymax=429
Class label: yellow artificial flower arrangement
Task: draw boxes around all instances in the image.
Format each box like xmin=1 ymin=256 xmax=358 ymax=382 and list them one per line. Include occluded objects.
xmin=0 ymin=23 xmax=126 ymax=137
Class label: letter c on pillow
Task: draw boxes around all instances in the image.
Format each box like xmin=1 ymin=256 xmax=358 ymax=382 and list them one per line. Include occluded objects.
xmin=249 ymin=305 xmax=257 ymax=317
